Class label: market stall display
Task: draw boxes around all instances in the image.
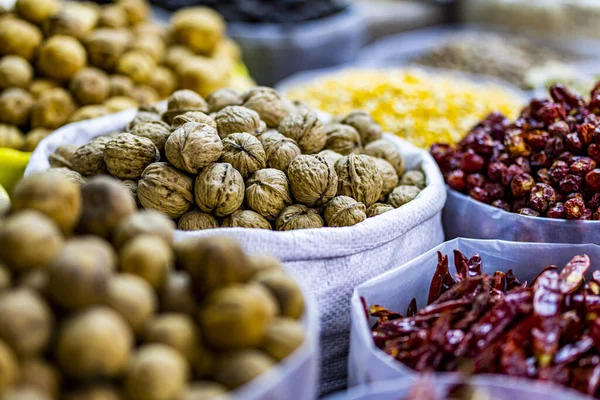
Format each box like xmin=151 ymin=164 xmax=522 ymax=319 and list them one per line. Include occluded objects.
xmin=282 ymin=68 xmax=523 ymax=149
xmin=0 ymin=170 xmax=319 ymax=399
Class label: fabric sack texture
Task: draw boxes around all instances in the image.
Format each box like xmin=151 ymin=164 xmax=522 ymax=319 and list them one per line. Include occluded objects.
xmin=25 ymin=110 xmax=447 ymax=395
xmin=349 ymin=238 xmax=600 ymax=397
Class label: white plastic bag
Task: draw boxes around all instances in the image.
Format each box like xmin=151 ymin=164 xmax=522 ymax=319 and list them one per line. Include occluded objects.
xmin=443 ymin=189 xmax=600 ymax=244
xmin=349 ymin=238 xmax=600 ymax=395
xmin=25 ymin=111 xmax=447 ymax=395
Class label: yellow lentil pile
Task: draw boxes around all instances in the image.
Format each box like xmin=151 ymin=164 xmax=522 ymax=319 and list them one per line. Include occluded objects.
xmin=286 ymin=68 xmax=524 ymax=148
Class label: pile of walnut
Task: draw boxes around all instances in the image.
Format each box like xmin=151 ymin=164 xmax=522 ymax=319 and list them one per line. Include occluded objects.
xmin=0 ymin=170 xmax=307 ymax=399
xmin=48 ymin=88 xmax=426 ymax=230
xmin=0 ymin=0 xmax=244 ymax=152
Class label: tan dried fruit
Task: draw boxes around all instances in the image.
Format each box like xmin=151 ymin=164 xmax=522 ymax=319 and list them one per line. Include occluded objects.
xmin=388 ymin=185 xmax=421 ymax=208
xmin=69 ymin=68 xmax=110 ymax=105
xmin=116 ymin=50 xmax=155 ymax=85
xmin=0 ymin=210 xmax=64 ymax=272
xmin=165 ymin=122 xmax=222 ymax=174
xmin=144 ymin=314 xmax=198 ymax=363
xmin=374 ymin=157 xmax=399 ymax=199
xmin=279 ymin=109 xmax=326 ymax=154
xmin=336 ymin=154 xmax=383 ymax=207
xmin=113 ymin=209 xmax=175 ymax=248
xmin=214 ymin=105 xmax=265 ymax=139
xmin=175 ymin=236 xmax=253 ymax=296
xmin=288 ymin=154 xmax=338 ymax=207
xmin=0 ymin=88 xmax=33 ymax=127
xmin=243 ymin=87 xmax=288 ymax=128
xmin=48 ymin=144 xmax=78 ymax=168
xmin=180 ymin=382 xmax=228 ymax=400
xmin=150 ymin=66 xmax=178 ymax=98
xmin=71 ymin=136 xmax=110 ymax=176
xmin=178 ymin=58 xmax=229 ymax=98
xmin=363 ymin=138 xmax=405 ymax=176
xmin=164 ymin=45 xmax=194 ymax=71
xmin=119 ymin=0 xmax=149 ymax=25
xmin=0 ymin=124 xmax=25 ymax=150
xmin=85 ymin=28 xmax=131 ymax=71
xmin=259 ymin=130 xmax=301 ymax=172
xmin=246 ymin=169 xmax=292 ymax=220
xmin=119 ymin=235 xmax=173 ymax=290
xmin=263 ymin=318 xmax=305 ymax=361
xmin=324 ymin=123 xmax=362 ymax=155
xmin=171 ymin=7 xmax=225 ymax=55
xmin=324 ymin=195 xmax=367 ymax=228
xmin=125 ymin=344 xmax=188 ymax=400
xmin=30 ymin=88 xmax=76 ymax=129
xmin=107 ymin=273 xmax=156 ymax=334
xmin=28 ymin=79 xmax=58 ymax=98
xmin=200 ymin=284 xmax=277 ymax=349
xmin=222 ymin=209 xmax=272 ymax=229
xmin=0 ymin=288 xmax=53 ymax=357
xmin=48 ymin=236 xmax=116 ymax=308
xmin=67 ymin=105 xmax=110 ymax=123
xmin=177 ymin=209 xmax=219 ymax=231
xmin=0 ymin=55 xmax=33 ymax=89
xmin=42 ymin=2 xmax=98 ymax=39
xmin=0 ymin=19 xmax=43 ymax=60
xmin=98 ymin=4 xmax=127 ymax=28
xmin=194 ymin=163 xmax=244 ymax=217
xmin=341 ymin=111 xmax=383 ymax=144
xmin=366 ymin=202 xmax=395 ymax=218
xmin=221 ymin=133 xmax=266 ymax=179
xmin=207 ymin=88 xmax=243 ymax=113
xmin=38 ymin=35 xmax=86 ymax=82
xmin=159 ymin=271 xmax=196 ymax=316
xmin=108 ymin=74 xmax=134 ymax=97
xmin=171 ymin=111 xmax=216 ymax=131
xmin=130 ymin=34 xmax=165 ymax=63
xmin=56 ymin=307 xmax=132 ymax=379
xmin=18 ymin=358 xmax=61 ymax=399
xmin=104 ymin=96 xmax=138 ymax=113
xmin=0 ymin=340 xmax=18 ymax=395
xmin=138 ymin=162 xmax=194 ymax=218
xmin=213 ymin=350 xmax=274 ymax=389
xmin=275 ymin=204 xmax=324 ymax=231
xmin=131 ymin=85 xmax=160 ymax=106
xmin=400 ymin=169 xmax=426 ymax=189
xmin=49 ymin=167 xmax=85 ymax=186
xmin=11 ymin=170 xmax=82 ymax=234
xmin=104 ymin=133 xmax=160 ymax=179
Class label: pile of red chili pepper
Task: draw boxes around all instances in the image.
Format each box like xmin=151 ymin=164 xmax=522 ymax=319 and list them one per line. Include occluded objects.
xmin=368 ymin=250 xmax=600 ymax=397
xmin=431 ymin=83 xmax=600 ymax=220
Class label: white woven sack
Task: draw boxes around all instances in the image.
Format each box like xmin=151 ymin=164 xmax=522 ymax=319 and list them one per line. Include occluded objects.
xmin=349 ymin=238 xmax=600 ymax=397
xmin=25 ymin=111 xmax=446 ymax=395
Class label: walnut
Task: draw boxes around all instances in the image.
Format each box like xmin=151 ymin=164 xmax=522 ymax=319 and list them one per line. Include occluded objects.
xmin=0 ymin=19 xmax=43 ymax=61
xmin=37 ymin=35 xmax=87 ymax=82
xmin=178 ymin=57 xmax=229 ymax=98
xmin=171 ymin=111 xmax=216 ymax=130
xmin=69 ymin=67 xmax=110 ymax=105
xmin=287 ymin=155 xmax=337 ymax=207
xmin=30 ymin=88 xmax=76 ymax=129
xmin=400 ymin=170 xmax=426 ymax=189
xmin=194 ymin=163 xmax=244 ymax=217
xmin=117 ymin=51 xmax=156 ymax=85
xmin=138 ymin=162 xmax=194 ymax=219
xmin=207 ymin=88 xmax=243 ymax=113
xmin=387 ymin=185 xmax=421 ymax=208
xmin=221 ymin=133 xmax=266 ymax=179
xmin=71 ymin=136 xmax=110 ymax=176
xmin=49 ymin=167 xmax=85 ymax=186
xmin=340 ymin=111 xmax=383 ymax=144
xmin=129 ymin=120 xmax=171 ymax=152
xmin=0 ymin=88 xmax=34 ymax=127
xmin=335 ymin=154 xmax=383 ymax=207
xmin=317 ymin=149 xmax=343 ymax=168
xmin=150 ymin=66 xmax=178 ymax=99
xmin=324 ymin=196 xmax=366 ymax=227
xmin=48 ymin=144 xmax=79 ymax=168
xmin=259 ymin=130 xmax=301 ymax=173
xmin=275 ymin=204 xmax=324 ymax=231
xmin=131 ymin=85 xmax=160 ymax=106
xmin=324 ymin=123 xmax=362 ymax=155
xmin=366 ymin=203 xmax=395 ymax=218
xmin=373 ymin=158 xmax=399 ymax=200
xmin=122 ymin=179 xmax=140 ymax=206
xmin=105 ymin=96 xmax=139 ymax=113
xmin=172 ymin=7 xmax=225 ymax=55
xmin=278 ymin=109 xmax=326 ymax=154
xmin=0 ymin=55 xmax=33 ymax=89
xmin=0 ymin=124 xmax=25 ymax=150
xmin=126 ymin=110 xmax=162 ymax=131
xmin=246 ymin=169 xmax=292 ymax=220
xmin=214 ymin=105 xmax=265 ymax=139
xmin=222 ymin=210 xmax=272 ymax=230
xmin=109 ymin=74 xmax=134 ymax=97
xmin=242 ymin=87 xmax=288 ymax=128
xmin=163 ymin=90 xmax=208 ymax=125
xmin=85 ymin=28 xmax=131 ymax=71
xmin=177 ymin=209 xmax=219 ymax=231
xmin=165 ymin=122 xmax=223 ymax=174
xmin=104 ymin=133 xmax=160 ymax=179
xmin=363 ymin=139 xmax=405 ymax=176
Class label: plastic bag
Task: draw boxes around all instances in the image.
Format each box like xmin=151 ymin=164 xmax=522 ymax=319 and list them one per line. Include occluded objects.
xmin=443 ymin=188 xmax=600 ymax=244
xmin=348 ymin=238 xmax=600 ymax=393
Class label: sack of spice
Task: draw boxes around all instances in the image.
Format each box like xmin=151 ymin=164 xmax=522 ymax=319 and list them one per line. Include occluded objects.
xmin=349 ymin=238 xmax=600 ymax=398
xmin=25 ymin=87 xmax=446 ymax=394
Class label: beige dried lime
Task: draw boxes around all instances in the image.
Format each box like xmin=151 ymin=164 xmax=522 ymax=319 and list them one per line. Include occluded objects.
xmin=130 ymin=34 xmax=165 ymax=63
xmin=213 ymin=350 xmax=274 ymax=389
xmin=165 ymin=122 xmax=223 ymax=174
xmin=69 ymin=67 xmax=110 ymax=105
xmin=214 ymin=105 xmax=265 ymax=138
xmin=336 ymin=154 xmax=383 ymax=207
xmin=38 ymin=35 xmax=86 ymax=82
xmin=246 ymin=169 xmax=292 ymax=220
xmin=119 ymin=234 xmax=173 ymax=290
xmin=0 ymin=340 xmax=19 ymax=395
xmin=177 ymin=209 xmax=219 ymax=231
xmin=116 ymin=50 xmax=156 ymax=85
xmin=42 ymin=2 xmax=98 ymax=39
xmin=17 ymin=358 xmax=61 ymax=399
xmin=106 ymin=273 xmax=157 ymax=334
xmin=253 ymin=272 xmax=304 ymax=319
xmin=104 ymin=96 xmax=139 ymax=113
xmin=150 ymin=66 xmax=178 ymax=98
xmin=221 ymin=132 xmax=266 ymax=179
xmin=0 ymin=18 xmax=43 ymax=61
xmin=67 ymin=105 xmax=110 ymax=124
xmin=0 ymin=55 xmax=33 ymax=89
xmin=85 ymin=28 xmax=131 ymax=71
xmin=279 ymin=109 xmax=326 ymax=154
xmin=275 ymin=204 xmax=324 ymax=231
xmin=222 ymin=210 xmax=272 ymax=230
xmin=263 ymin=318 xmax=305 ymax=361
xmin=288 ymin=154 xmax=338 ymax=207
xmin=112 ymin=209 xmax=175 ymax=249
xmin=194 ymin=163 xmax=245 ymax=217
xmin=28 ymin=79 xmax=59 ymax=98
xmin=104 ymin=133 xmax=160 ymax=179
xmin=131 ymin=85 xmax=160 ymax=106
xmin=178 ymin=57 xmax=229 ymax=98
xmin=0 ymin=88 xmax=33 ymax=127
xmin=98 ymin=4 xmax=128 ymax=28
xmin=0 ymin=124 xmax=25 ymax=150
xmin=30 ymin=88 xmax=76 ymax=129
xmin=109 ymin=74 xmax=134 ymax=97
xmin=144 ymin=314 xmax=199 ymax=363
xmin=363 ymin=139 xmax=405 ymax=176
xmin=171 ymin=6 xmax=225 ymax=55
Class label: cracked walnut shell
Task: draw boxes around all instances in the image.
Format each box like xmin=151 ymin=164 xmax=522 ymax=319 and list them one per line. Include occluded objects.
xmin=194 ymin=163 xmax=244 ymax=217
xmin=246 ymin=169 xmax=292 ymax=220
xmin=242 ymin=87 xmax=288 ymax=128
xmin=335 ymin=154 xmax=383 ymax=207
xmin=259 ymin=130 xmax=301 ymax=173
xmin=324 ymin=123 xmax=362 ymax=155
xmin=221 ymin=133 xmax=266 ymax=180
xmin=278 ymin=109 xmax=326 ymax=154
xmin=222 ymin=210 xmax=272 ymax=230
xmin=324 ymin=196 xmax=366 ymax=227
xmin=288 ymin=155 xmax=338 ymax=207
xmin=138 ymin=162 xmax=194 ymax=219
xmin=340 ymin=111 xmax=383 ymax=145
xmin=163 ymin=90 xmax=208 ymax=125
xmin=215 ymin=106 xmax=265 ymax=139
xmin=104 ymin=133 xmax=160 ymax=179
xmin=165 ymin=122 xmax=223 ymax=174
xmin=363 ymin=139 xmax=405 ymax=176
xmin=275 ymin=204 xmax=324 ymax=231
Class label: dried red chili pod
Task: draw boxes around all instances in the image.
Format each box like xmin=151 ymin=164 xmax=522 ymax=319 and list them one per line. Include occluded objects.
xmin=427 ymin=252 xmax=455 ymax=305
xmin=565 ymin=197 xmax=586 ymax=219
xmin=446 ymin=169 xmax=466 ymax=191
xmin=593 ymin=209 xmax=600 ymax=220
xmin=532 ymin=316 xmax=561 ymax=369
xmin=554 ymin=335 xmax=594 ymax=364
xmin=406 ymin=298 xmax=417 ymax=317
xmin=467 ymin=254 xmax=482 ymax=277
xmin=533 ymin=270 xmax=562 ymax=317
xmin=370 ymin=304 xmax=403 ymax=324
xmin=559 ymin=255 xmax=590 ymax=294
xmin=531 ymin=265 xmax=559 ymax=287
xmin=453 ymin=250 xmax=468 ymax=282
